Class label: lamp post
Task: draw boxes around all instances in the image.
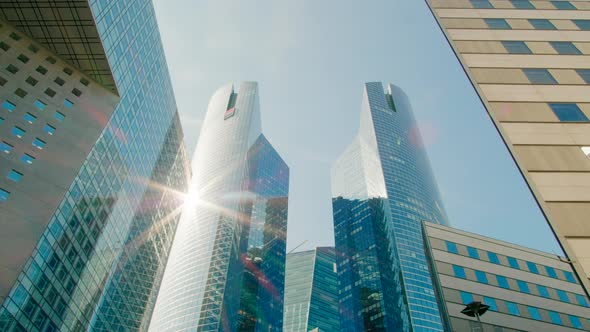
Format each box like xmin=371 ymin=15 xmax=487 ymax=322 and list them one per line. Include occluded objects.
xmin=461 ymin=301 xmax=490 ymax=331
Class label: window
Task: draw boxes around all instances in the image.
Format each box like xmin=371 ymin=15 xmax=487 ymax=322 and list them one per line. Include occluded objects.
xmin=563 ymin=271 xmax=576 ymax=283
xmin=7 ymin=170 xmax=23 ymax=182
xmin=575 ymin=294 xmax=589 ymax=307
xmin=9 ymin=32 xmax=21 ymax=41
xmin=506 ymin=302 xmax=520 ymax=316
xmin=32 ymin=138 xmax=46 ymax=149
xmin=36 ymin=66 xmax=48 ymax=75
xmin=467 ymin=246 xmax=480 ymax=259
xmin=44 ymin=88 xmax=56 ymax=98
xmin=12 ymin=126 xmax=25 ymax=138
xmin=25 ymin=76 xmax=38 ymax=86
xmin=528 ymin=19 xmax=556 ymax=30
xmin=537 ymin=285 xmax=550 ymax=298
xmin=550 ymin=41 xmax=582 ymax=55
xmin=475 ymin=270 xmax=488 ymax=283
xmin=485 ymin=18 xmax=511 ymax=29
xmin=483 ymin=297 xmax=497 ymax=311
xmin=446 ymin=241 xmax=458 ymax=254
xmin=80 ymin=78 xmax=90 ymax=86
xmin=511 ymin=0 xmax=535 ymax=9
xmin=63 ymin=67 xmax=73 ymax=76
xmin=528 ymin=306 xmax=542 ymax=320
xmin=0 ymin=188 xmax=9 ymax=201
xmin=28 ymin=44 xmax=39 ymax=53
xmin=569 ymin=315 xmax=582 ymax=328
xmin=54 ymin=77 xmax=65 ymax=86
xmin=23 ymin=113 xmax=37 ymax=123
xmin=0 ymin=41 xmax=10 ymax=51
xmin=549 ymin=311 xmax=563 ymax=325
xmin=6 ymin=64 xmax=19 ymax=74
xmin=453 ymin=265 xmax=466 ymax=279
xmin=487 ymin=252 xmax=500 ymax=264
xmin=502 ymin=41 xmax=532 ymax=54
xmin=17 ymin=54 xmax=29 ymax=64
xmin=71 ymin=88 xmax=82 ymax=97
xmin=517 ymin=280 xmax=530 ymax=293
xmin=576 ymin=69 xmax=590 ymax=84
xmin=0 ymin=116 xmax=3 ymax=124
xmin=460 ymin=291 xmax=473 ymax=304
xmin=523 ymin=69 xmax=557 ymax=84
xmin=470 ymin=0 xmax=493 ymax=8
xmin=552 ymin=1 xmax=575 ymax=9
xmin=2 ymin=100 xmax=16 ymax=112
xmin=545 ymin=266 xmax=558 ymax=278
xmin=21 ymin=154 xmax=35 ymax=165
xmin=549 ymin=103 xmax=589 ymax=122
xmin=496 ymin=275 xmax=510 ymax=289
xmin=54 ymin=111 xmax=65 ymax=122
xmin=34 ymin=100 xmax=46 ymax=110
xmin=0 ymin=76 xmax=6 ymax=86
xmin=14 ymin=88 xmax=27 ymax=98
xmin=0 ymin=141 xmax=13 ymax=154
xmin=573 ymin=20 xmax=590 ymax=30
xmin=44 ymin=124 xmax=56 ymax=135
xmin=63 ymin=99 xmax=74 ymax=109
xmin=46 ymin=56 xmax=56 ymax=64
xmin=557 ymin=289 xmax=570 ymax=302
xmin=507 ymin=256 xmax=520 ymax=269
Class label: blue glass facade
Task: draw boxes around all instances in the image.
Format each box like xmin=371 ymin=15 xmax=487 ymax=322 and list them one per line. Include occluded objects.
xmin=283 ymin=247 xmax=340 ymax=332
xmin=0 ymin=1 xmax=190 ymax=331
xmin=332 ymin=82 xmax=449 ymax=331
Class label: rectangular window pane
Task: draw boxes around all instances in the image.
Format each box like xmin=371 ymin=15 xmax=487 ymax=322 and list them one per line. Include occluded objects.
xmin=527 ymin=261 xmax=539 ymax=273
xmin=0 ymin=188 xmax=9 ymax=201
xmin=2 ymin=100 xmax=16 ymax=112
xmin=552 ymin=1 xmax=576 ymax=9
xmin=575 ymin=294 xmax=589 ymax=307
xmin=467 ymin=246 xmax=479 ymax=259
xmin=549 ymin=103 xmax=589 ymax=122
xmin=446 ymin=241 xmax=458 ymax=254
xmin=550 ymin=41 xmax=582 ymax=55
xmin=557 ymin=289 xmax=570 ymax=302
xmin=537 ymin=285 xmax=550 ymax=298
xmin=506 ymin=302 xmax=520 ymax=316
xmin=569 ymin=315 xmax=582 ymax=328
xmin=511 ymin=0 xmax=535 ymax=9
xmin=44 ymin=124 xmax=56 ymax=135
xmin=545 ymin=266 xmax=558 ymax=278
xmin=0 ymin=141 xmax=14 ymax=154
xmin=485 ymin=18 xmax=511 ymax=29
xmin=517 ymin=280 xmax=530 ymax=293
xmin=21 ymin=154 xmax=35 ymax=165
xmin=573 ymin=19 xmax=590 ymax=30
xmin=549 ymin=311 xmax=563 ymax=324
xmin=7 ymin=170 xmax=23 ymax=182
xmin=33 ymin=99 xmax=46 ymax=110
xmin=496 ymin=275 xmax=510 ymax=289
xmin=502 ymin=41 xmax=532 ymax=54
xmin=12 ymin=126 xmax=25 ymax=138
xmin=528 ymin=307 xmax=542 ymax=320
xmin=528 ymin=19 xmax=556 ymax=30
xmin=576 ymin=69 xmax=590 ymax=84
xmin=453 ymin=265 xmax=466 ymax=279
xmin=475 ymin=270 xmax=488 ymax=283
xmin=483 ymin=297 xmax=497 ymax=311
xmin=23 ymin=113 xmax=37 ymax=123
xmin=63 ymin=99 xmax=74 ymax=109
xmin=563 ymin=271 xmax=576 ymax=283
xmin=54 ymin=111 xmax=65 ymax=122
xmin=32 ymin=138 xmax=46 ymax=149
xmin=460 ymin=291 xmax=474 ymax=304
xmin=507 ymin=256 xmax=520 ymax=269
xmin=470 ymin=0 xmax=494 ymax=8
xmin=523 ymin=69 xmax=557 ymax=84
xmin=487 ymin=252 xmax=500 ymax=264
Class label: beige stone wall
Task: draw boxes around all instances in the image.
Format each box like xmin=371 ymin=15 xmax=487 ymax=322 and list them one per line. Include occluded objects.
xmin=428 ymin=0 xmax=590 ymax=292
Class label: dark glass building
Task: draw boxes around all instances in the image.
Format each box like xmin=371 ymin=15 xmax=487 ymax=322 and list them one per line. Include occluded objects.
xmin=0 ymin=1 xmax=189 ymax=331
xmin=149 ymin=82 xmax=289 ymax=332
xmin=332 ymin=82 xmax=449 ymax=331
xmin=283 ymin=247 xmax=340 ymax=332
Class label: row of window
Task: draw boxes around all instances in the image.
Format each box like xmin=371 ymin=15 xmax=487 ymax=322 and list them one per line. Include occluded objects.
xmin=445 ymin=241 xmax=577 ymax=282
xmin=460 ymin=291 xmax=587 ymax=329
xmin=452 ymin=264 xmax=589 ymax=307
xmin=471 ymin=0 xmax=578 ymax=10
xmin=484 ymin=18 xmax=590 ymax=30
xmin=518 ymin=68 xmax=590 ymax=86
xmin=502 ymin=40 xmax=583 ymax=55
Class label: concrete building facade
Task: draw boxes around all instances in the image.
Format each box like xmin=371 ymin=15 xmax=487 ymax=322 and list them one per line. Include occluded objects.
xmin=427 ymin=0 xmax=590 ymax=292
xmin=423 ymin=221 xmax=590 ymax=331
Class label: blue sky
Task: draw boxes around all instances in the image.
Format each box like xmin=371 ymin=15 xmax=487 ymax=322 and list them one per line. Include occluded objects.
xmin=153 ymin=0 xmax=562 ymax=255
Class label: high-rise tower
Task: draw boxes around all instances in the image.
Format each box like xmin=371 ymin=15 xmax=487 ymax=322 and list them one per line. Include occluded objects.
xmin=0 ymin=1 xmax=190 ymax=331
xmin=332 ymin=82 xmax=449 ymax=331
xmin=149 ymin=82 xmax=289 ymax=332
xmin=427 ymin=0 xmax=590 ymax=293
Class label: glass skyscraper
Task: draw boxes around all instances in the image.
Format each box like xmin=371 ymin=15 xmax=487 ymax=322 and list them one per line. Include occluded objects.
xmin=283 ymin=247 xmax=340 ymax=332
xmin=149 ymin=82 xmax=289 ymax=332
xmin=332 ymin=82 xmax=449 ymax=331
xmin=0 ymin=1 xmax=189 ymax=331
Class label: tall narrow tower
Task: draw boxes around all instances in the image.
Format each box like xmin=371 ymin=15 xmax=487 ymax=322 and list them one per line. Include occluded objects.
xmin=332 ymin=82 xmax=449 ymax=331
xmin=149 ymin=82 xmax=289 ymax=332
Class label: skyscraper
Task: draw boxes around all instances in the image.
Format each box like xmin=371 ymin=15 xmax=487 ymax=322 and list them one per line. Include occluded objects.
xmin=427 ymin=0 xmax=590 ymax=292
xmin=283 ymin=247 xmax=340 ymax=332
xmin=0 ymin=1 xmax=189 ymax=331
xmin=332 ymin=82 xmax=449 ymax=331
xmin=149 ymin=82 xmax=289 ymax=332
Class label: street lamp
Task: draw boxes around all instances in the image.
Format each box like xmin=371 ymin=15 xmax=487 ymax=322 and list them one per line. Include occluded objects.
xmin=461 ymin=301 xmax=489 ymax=331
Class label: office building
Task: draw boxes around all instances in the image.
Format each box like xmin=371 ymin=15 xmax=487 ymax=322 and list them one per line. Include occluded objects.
xmin=149 ymin=82 xmax=289 ymax=332
xmin=0 ymin=1 xmax=190 ymax=331
xmin=427 ymin=0 xmax=590 ymax=292
xmin=423 ymin=221 xmax=590 ymax=331
xmin=332 ymin=82 xmax=449 ymax=331
xmin=283 ymin=247 xmax=340 ymax=332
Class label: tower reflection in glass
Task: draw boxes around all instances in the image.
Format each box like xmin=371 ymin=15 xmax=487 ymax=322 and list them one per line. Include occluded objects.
xmin=332 ymin=82 xmax=449 ymax=331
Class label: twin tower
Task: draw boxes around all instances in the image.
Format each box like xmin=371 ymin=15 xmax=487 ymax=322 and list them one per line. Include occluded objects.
xmin=148 ymin=81 xmax=448 ymax=331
